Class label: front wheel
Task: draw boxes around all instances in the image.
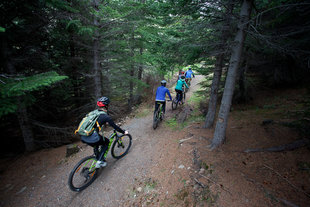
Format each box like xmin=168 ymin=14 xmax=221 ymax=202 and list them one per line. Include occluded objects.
xmin=182 ymin=92 xmax=186 ymax=104
xmin=111 ymin=134 xmax=132 ymax=159
xmin=68 ymin=156 xmax=99 ymax=192
xmin=172 ymin=97 xmax=178 ymax=110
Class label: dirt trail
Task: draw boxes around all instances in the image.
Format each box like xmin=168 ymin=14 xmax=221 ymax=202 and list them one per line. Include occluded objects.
xmin=0 ymin=75 xmax=204 ymax=207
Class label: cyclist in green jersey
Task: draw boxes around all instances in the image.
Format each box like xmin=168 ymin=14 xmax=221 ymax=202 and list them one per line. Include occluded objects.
xmin=175 ymin=76 xmax=189 ymax=104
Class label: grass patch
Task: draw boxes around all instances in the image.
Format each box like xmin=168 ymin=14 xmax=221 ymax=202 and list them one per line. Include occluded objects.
xmin=188 ymin=90 xmax=205 ymax=105
xmin=282 ymin=119 xmax=310 ymax=137
xmin=165 ymin=117 xmax=178 ymax=130
xmin=135 ymin=108 xmax=152 ymax=118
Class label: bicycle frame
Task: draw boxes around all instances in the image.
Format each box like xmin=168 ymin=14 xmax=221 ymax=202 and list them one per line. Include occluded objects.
xmin=155 ymin=102 xmax=164 ymax=117
xmin=103 ymin=130 xmax=118 ymax=159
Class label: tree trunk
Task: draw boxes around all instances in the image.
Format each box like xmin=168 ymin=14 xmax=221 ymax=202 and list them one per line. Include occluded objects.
xmin=204 ymin=0 xmax=234 ymax=128
xmin=2 ymin=33 xmax=36 ymax=151
xmin=204 ymin=55 xmax=224 ymax=128
xmin=69 ymin=33 xmax=82 ymax=106
xmin=138 ymin=48 xmax=143 ymax=81
xmin=92 ymin=0 xmax=102 ymax=99
xmin=128 ymin=64 xmax=134 ymax=111
xmin=210 ymin=0 xmax=253 ymax=150
xmin=18 ymin=98 xmax=36 ymax=151
xmin=136 ymin=47 xmax=143 ymax=103
xmin=128 ymin=33 xmax=135 ymax=111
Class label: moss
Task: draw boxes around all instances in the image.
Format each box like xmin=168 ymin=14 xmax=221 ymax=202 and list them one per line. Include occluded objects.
xmin=164 ymin=117 xmax=178 ymax=130
xmin=175 ymin=188 xmax=189 ymax=201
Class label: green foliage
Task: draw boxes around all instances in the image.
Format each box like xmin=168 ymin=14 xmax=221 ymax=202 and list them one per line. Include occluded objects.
xmin=0 ymin=27 xmax=5 ymax=32
xmin=165 ymin=117 xmax=178 ymax=130
xmin=0 ymin=72 xmax=67 ymax=117
xmin=0 ymin=71 xmax=67 ymax=97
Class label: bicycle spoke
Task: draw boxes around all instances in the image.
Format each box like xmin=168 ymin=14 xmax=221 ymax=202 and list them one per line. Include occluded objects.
xmin=111 ymin=134 xmax=132 ymax=159
xmin=68 ymin=156 xmax=98 ymax=192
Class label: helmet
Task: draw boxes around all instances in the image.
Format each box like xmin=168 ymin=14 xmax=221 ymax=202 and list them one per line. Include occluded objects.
xmin=181 ymin=75 xmax=185 ymax=79
xmin=97 ymin=96 xmax=110 ymax=107
xmin=181 ymin=71 xmax=185 ymax=74
xmin=189 ymin=67 xmax=191 ymax=70
xmin=161 ymin=80 xmax=167 ymax=86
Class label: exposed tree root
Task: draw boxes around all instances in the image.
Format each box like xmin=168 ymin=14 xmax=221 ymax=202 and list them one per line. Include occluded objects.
xmin=244 ymin=139 xmax=309 ymax=153
xmin=177 ymin=106 xmax=193 ymax=123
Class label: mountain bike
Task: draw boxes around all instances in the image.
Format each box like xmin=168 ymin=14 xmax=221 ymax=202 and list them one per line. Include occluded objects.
xmin=185 ymin=78 xmax=191 ymax=87
xmin=68 ymin=130 xmax=132 ymax=192
xmin=153 ymin=101 xmax=171 ymax=129
xmin=153 ymin=102 xmax=164 ymax=129
xmin=172 ymin=89 xmax=186 ymax=110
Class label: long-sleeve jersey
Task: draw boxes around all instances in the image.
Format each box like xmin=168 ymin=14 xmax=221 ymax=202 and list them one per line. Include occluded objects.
xmin=185 ymin=70 xmax=195 ymax=78
xmin=175 ymin=79 xmax=189 ymax=91
xmin=155 ymin=86 xmax=172 ymax=101
xmin=97 ymin=113 xmax=125 ymax=134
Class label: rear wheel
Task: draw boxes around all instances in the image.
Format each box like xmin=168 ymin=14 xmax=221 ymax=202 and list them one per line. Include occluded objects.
xmin=153 ymin=110 xmax=159 ymax=129
xmin=68 ymin=156 xmax=98 ymax=192
xmin=111 ymin=134 xmax=132 ymax=159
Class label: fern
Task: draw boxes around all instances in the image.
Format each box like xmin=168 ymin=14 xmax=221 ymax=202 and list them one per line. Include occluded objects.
xmin=0 ymin=71 xmax=67 ymax=117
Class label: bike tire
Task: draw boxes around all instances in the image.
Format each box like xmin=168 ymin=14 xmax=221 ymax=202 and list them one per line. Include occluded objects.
xmin=111 ymin=134 xmax=132 ymax=159
xmin=172 ymin=97 xmax=178 ymax=110
xmin=68 ymin=155 xmax=98 ymax=192
xmin=182 ymin=92 xmax=186 ymax=104
xmin=153 ymin=110 xmax=159 ymax=129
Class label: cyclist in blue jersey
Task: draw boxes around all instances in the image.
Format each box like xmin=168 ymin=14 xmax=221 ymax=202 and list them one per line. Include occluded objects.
xmin=155 ymin=80 xmax=172 ymax=118
xmin=185 ymin=67 xmax=195 ymax=84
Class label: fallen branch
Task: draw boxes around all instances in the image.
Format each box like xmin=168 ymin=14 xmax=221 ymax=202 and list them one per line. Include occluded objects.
xmin=244 ymin=139 xmax=309 ymax=153
xmin=179 ymin=136 xmax=194 ymax=144
xmin=194 ymin=178 xmax=206 ymax=188
xmin=241 ymin=173 xmax=300 ymax=207
xmin=278 ymin=198 xmax=300 ymax=207
xmin=199 ymin=173 xmax=232 ymax=195
xmin=263 ymin=164 xmax=310 ymax=198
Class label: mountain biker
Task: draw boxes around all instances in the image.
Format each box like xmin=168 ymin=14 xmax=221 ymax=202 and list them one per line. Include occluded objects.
xmin=175 ymin=76 xmax=189 ymax=103
xmin=185 ymin=67 xmax=195 ymax=84
xmin=80 ymin=96 xmax=128 ymax=168
xmin=178 ymin=71 xmax=185 ymax=81
xmin=155 ymin=80 xmax=172 ymax=118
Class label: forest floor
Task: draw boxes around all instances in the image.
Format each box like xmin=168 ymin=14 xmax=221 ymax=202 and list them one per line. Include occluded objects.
xmin=0 ymin=75 xmax=310 ymax=207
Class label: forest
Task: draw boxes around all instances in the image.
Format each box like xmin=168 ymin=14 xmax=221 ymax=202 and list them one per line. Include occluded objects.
xmin=1 ymin=0 xmax=310 ymax=153
xmin=1 ymin=0 xmax=310 ymax=206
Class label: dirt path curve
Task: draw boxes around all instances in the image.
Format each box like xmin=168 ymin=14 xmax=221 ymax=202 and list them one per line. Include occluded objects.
xmin=0 ymin=75 xmax=204 ymax=207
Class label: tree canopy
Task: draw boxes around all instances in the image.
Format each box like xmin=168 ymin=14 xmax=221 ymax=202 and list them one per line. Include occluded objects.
xmin=1 ymin=0 xmax=309 ymax=153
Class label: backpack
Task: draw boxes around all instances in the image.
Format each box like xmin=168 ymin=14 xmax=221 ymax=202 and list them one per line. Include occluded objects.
xmin=74 ymin=109 xmax=106 ymax=136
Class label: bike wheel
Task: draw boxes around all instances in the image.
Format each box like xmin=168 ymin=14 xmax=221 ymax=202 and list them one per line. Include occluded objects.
xmin=111 ymin=134 xmax=132 ymax=159
xmin=182 ymin=92 xmax=186 ymax=104
xmin=68 ymin=155 xmax=98 ymax=192
xmin=153 ymin=110 xmax=159 ymax=129
xmin=172 ymin=97 xmax=178 ymax=110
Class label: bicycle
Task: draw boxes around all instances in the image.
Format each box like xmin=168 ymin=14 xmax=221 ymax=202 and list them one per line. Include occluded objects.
xmin=153 ymin=102 xmax=164 ymax=129
xmin=153 ymin=100 xmax=172 ymax=129
xmin=185 ymin=78 xmax=191 ymax=87
xmin=68 ymin=130 xmax=132 ymax=192
xmin=172 ymin=89 xmax=186 ymax=110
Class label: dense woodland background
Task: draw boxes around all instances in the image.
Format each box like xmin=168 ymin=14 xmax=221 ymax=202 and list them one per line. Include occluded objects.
xmin=0 ymin=0 xmax=309 ymax=156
